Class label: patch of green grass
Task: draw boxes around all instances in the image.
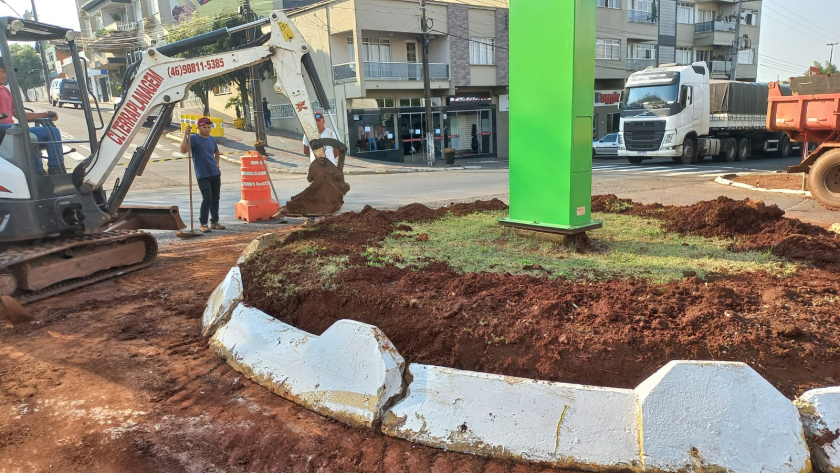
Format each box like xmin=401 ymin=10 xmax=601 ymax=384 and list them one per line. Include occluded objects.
xmin=371 ymin=211 xmax=798 ymax=283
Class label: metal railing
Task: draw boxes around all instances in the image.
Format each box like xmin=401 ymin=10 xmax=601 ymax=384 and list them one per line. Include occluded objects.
xmin=627 ymin=9 xmax=657 ymax=23
xmin=363 ymin=61 xmax=450 ymax=80
xmin=627 ymin=58 xmax=657 ymax=71
xmin=116 ymin=21 xmax=139 ymax=32
xmin=333 ymin=62 xmax=356 ymax=82
xmin=694 ymin=21 xmax=736 ymax=33
xmin=708 ymin=61 xmax=733 ymax=74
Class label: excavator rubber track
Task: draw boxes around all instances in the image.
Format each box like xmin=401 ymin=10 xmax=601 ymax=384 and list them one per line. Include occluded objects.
xmin=0 ymin=230 xmax=157 ymax=305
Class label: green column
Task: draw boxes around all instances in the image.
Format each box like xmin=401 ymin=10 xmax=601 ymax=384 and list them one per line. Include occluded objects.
xmin=499 ymin=0 xmax=602 ymax=234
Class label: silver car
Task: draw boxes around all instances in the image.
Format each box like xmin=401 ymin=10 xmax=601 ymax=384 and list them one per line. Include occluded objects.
xmin=592 ymin=133 xmax=620 ymax=157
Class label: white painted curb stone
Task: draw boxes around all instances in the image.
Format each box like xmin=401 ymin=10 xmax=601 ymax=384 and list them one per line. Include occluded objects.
xmin=797 ymin=387 xmax=840 ymax=471
xmin=381 ymin=364 xmax=640 ymax=468
xmin=236 ymin=233 xmax=279 ymax=265
xmin=201 ymin=266 xmax=242 ymax=338
xmin=715 ymin=175 xmax=812 ymax=196
xmin=637 ymin=361 xmax=811 ymax=472
xmin=210 ymin=305 xmax=404 ymax=429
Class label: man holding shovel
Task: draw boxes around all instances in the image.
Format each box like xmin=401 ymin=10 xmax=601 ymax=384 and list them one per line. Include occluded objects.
xmin=180 ymin=117 xmax=225 ymax=233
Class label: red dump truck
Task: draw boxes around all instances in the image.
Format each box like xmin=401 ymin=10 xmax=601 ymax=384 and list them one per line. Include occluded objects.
xmin=767 ymin=81 xmax=840 ymax=210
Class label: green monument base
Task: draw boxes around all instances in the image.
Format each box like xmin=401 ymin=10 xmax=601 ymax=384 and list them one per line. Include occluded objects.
xmin=500 ymin=0 xmax=601 ymax=235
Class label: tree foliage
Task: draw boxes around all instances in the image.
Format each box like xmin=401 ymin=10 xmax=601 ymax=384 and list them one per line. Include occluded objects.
xmin=804 ymin=60 xmax=839 ymax=76
xmin=10 ymin=44 xmax=45 ymax=95
xmin=163 ymin=11 xmax=271 ymax=117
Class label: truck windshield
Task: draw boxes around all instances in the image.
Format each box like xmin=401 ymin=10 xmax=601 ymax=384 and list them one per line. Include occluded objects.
xmin=621 ymin=85 xmax=679 ymax=110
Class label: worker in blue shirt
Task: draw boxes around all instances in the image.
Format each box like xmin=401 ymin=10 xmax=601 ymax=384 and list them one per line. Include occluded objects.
xmin=180 ymin=116 xmax=225 ymax=232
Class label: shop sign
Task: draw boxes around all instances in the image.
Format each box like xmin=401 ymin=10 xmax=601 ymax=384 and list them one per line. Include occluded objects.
xmin=595 ymin=90 xmax=622 ymax=107
xmin=449 ymin=94 xmax=491 ymax=105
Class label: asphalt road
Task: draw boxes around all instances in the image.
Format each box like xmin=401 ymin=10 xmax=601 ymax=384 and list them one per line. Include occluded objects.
xmin=28 ymin=102 xmax=837 ymax=244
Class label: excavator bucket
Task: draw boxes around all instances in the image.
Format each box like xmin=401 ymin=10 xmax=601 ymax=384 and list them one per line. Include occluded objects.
xmin=108 ymin=205 xmax=187 ymax=231
xmin=282 ymin=157 xmax=350 ymax=217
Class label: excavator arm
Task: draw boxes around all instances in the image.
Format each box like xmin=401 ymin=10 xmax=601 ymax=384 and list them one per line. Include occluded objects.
xmin=78 ymin=10 xmax=345 ymax=230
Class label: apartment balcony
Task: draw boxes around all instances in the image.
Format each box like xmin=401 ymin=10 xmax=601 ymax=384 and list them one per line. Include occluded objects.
xmin=116 ymin=21 xmax=139 ymax=32
xmin=79 ymin=0 xmax=131 ymax=14
xmin=627 ymin=58 xmax=657 ymax=71
xmin=694 ymin=21 xmax=736 ymax=47
xmin=627 ymin=9 xmax=657 ymax=24
xmin=363 ymin=62 xmax=449 ymax=81
xmin=333 ymin=63 xmax=357 ymax=82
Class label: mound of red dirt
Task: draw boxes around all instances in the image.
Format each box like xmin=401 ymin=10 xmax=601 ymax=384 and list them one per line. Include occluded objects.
xmin=592 ymin=194 xmax=837 ymax=266
xmin=241 ymin=200 xmax=840 ymax=399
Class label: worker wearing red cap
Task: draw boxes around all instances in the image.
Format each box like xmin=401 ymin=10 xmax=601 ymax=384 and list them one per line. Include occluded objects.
xmin=302 ymin=111 xmax=337 ymax=166
xmin=180 ymin=116 xmax=224 ymax=233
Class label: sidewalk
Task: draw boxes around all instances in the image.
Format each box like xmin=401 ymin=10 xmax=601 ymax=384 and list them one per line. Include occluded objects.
xmin=166 ymin=106 xmax=501 ymax=175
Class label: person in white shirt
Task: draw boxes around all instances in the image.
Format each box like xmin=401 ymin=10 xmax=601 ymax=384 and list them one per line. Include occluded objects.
xmin=302 ymin=111 xmax=338 ymax=166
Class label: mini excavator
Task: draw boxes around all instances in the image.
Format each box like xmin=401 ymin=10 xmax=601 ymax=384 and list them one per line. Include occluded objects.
xmin=0 ymin=12 xmax=348 ymax=304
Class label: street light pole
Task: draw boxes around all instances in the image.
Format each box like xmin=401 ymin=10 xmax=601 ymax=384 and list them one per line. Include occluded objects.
xmin=828 ymin=42 xmax=839 ymax=69
xmin=29 ymin=0 xmax=52 ymax=90
xmin=729 ymin=0 xmax=744 ymax=81
xmin=419 ymin=0 xmax=434 ymax=166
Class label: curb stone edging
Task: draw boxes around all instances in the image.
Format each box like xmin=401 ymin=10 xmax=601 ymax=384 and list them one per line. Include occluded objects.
xmin=715 ymin=174 xmax=812 ymax=196
xmin=199 ymin=234 xmax=838 ymax=471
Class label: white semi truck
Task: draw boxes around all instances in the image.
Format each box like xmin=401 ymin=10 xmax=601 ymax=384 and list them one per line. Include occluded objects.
xmin=617 ymin=63 xmax=798 ymax=164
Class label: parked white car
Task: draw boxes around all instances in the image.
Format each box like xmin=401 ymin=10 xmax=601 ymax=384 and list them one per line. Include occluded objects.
xmin=592 ymin=133 xmax=620 ymax=157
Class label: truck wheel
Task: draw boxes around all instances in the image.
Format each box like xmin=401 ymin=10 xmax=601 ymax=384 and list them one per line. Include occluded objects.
xmin=778 ymin=135 xmax=792 ymax=158
xmin=681 ymin=137 xmax=697 ymax=165
xmin=720 ymin=138 xmax=737 ymax=162
xmin=628 ymin=156 xmax=644 ymax=164
xmin=737 ymin=138 xmax=750 ymax=161
xmin=810 ymin=149 xmax=840 ymax=210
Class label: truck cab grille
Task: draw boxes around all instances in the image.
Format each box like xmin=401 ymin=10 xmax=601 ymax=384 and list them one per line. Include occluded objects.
xmin=624 ymin=120 xmax=666 ymax=151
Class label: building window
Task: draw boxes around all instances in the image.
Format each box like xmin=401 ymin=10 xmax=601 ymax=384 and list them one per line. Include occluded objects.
xmin=406 ymin=41 xmax=417 ymax=63
xmin=347 ymin=37 xmax=355 ymax=63
xmin=148 ymin=0 xmax=159 ymax=16
xmin=741 ymin=9 xmax=757 ymax=26
xmin=677 ymin=2 xmax=695 ymax=24
xmin=353 ymin=113 xmax=398 ymax=153
xmin=127 ymin=47 xmax=144 ymax=64
xmin=696 ymin=49 xmax=712 ymax=62
xmin=697 ymin=9 xmax=714 ymax=24
xmin=376 ymin=98 xmax=395 ymax=108
xmin=738 ymin=48 xmax=755 ymax=65
xmin=628 ymin=0 xmax=653 ymax=12
xmin=213 ymin=84 xmax=231 ymax=95
xmin=596 ymin=38 xmax=621 ymax=60
xmin=469 ymin=38 xmax=495 ymax=65
xmin=362 ymin=38 xmax=391 ymax=63
xmin=628 ymin=43 xmax=656 ymax=59
xmin=399 ymin=98 xmax=423 ymax=107
xmin=676 ymin=47 xmax=693 ymax=65
xmin=596 ymin=0 xmax=619 ymax=8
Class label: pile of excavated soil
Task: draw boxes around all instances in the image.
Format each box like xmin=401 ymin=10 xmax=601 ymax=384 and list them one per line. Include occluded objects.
xmin=2 ymin=231 xmax=560 ymax=472
xmin=242 ymin=198 xmax=840 ymax=399
xmin=592 ymin=195 xmax=837 ymax=265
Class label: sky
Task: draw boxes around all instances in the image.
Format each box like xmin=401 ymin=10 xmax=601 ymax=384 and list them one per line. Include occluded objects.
xmin=0 ymin=0 xmax=835 ymax=83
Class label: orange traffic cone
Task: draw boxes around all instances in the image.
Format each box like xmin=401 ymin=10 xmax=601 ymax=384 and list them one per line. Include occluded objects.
xmin=235 ymin=151 xmax=280 ymax=222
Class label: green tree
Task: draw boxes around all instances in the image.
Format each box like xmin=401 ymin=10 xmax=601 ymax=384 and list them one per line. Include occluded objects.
xmin=10 ymin=44 xmax=45 ymax=99
xmin=163 ymin=11 xmax=270 ymax=119
xmin=804 ymin=60 xmax=839 ymax=76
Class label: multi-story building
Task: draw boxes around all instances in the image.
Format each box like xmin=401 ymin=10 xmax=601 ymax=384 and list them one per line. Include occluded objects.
xmin=593 ymin=0 xmax=762 ymax=138
xmin=262 ymin=0 xmax=510 ymax=162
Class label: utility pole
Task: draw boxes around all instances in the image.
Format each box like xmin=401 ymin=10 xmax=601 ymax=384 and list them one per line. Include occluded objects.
xmin=828 ymin=42 xmax=839 ymax=69
xmin=419 ymin=0 xmax=434 ymax=166
xmin=29 ymin=1 xmax=51 ymax=91
xmin=243 ymin=0 xmax=267 ymax=150
xmin=729 ymin=0 xmax=744 ymax=81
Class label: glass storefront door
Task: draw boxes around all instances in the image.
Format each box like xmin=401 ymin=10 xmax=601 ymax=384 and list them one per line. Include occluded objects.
xmin=446 ymin=110 xmax=493 ymax=156
xmin=399 ymin=112 xmax=442 ymax=158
